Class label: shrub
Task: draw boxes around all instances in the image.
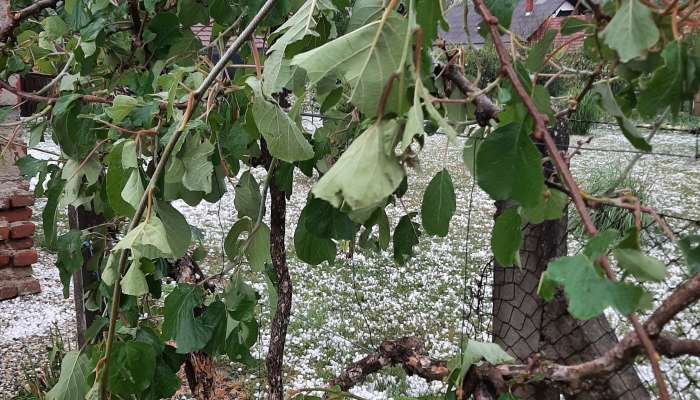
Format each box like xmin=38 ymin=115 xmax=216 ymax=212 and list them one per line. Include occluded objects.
xmin=568 ymin=84 xmax=602 ymax=136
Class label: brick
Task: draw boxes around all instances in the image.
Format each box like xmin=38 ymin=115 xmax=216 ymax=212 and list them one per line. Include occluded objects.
xmin=0 ymin=285 xmax=18 ymax=300
xmin=0 ymin=220 xmax=9 ymax=240
xmin=9 ymin=221 xmax=35 ymax=239
xmin=0 ymin=266 xmax=32 ymax=279
xmin=10 ymin=193 xmax=34 ymax=207
xmin=0 ymin=251 xmax=10 ymax=267
xmin=12 ymin=249 xmax=37 ymax=266
xmin=0 ymin=196 xmax=9 ymax=210
xmin=16 ymin=278 xmax=40 ymax=295
xmin=0 ymin=207 xmax=32 ymax=223
xmin=0 ymin=237 xmax=33 ymax=250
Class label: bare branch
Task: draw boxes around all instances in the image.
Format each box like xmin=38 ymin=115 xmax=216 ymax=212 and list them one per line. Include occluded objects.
xmin=0 ymin=0 xmax=59 ymax=42
xmin=442 ymin=64 xmax=500 ymax=127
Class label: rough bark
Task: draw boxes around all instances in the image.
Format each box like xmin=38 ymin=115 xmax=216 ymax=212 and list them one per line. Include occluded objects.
xmin=67 ymin=205 xmax=104 ymax=348
xmin=491 ymin=119 xmax=650 ymax=400
xmin=266 ymin=164 xmax=293 ymax=400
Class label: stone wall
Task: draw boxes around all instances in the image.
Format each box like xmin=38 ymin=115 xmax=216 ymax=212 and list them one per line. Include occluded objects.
xmin=0 ymin=136 xmax=40 ymax=300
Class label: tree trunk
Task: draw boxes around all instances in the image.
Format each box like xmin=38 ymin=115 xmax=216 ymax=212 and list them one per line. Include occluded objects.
xmin=491 ymin=120 xmax=650 ymax=399
xmin=67 ymin=205 xmax=103 ymax=348
xmin=266 ymin=177 xmax=292 ymax=400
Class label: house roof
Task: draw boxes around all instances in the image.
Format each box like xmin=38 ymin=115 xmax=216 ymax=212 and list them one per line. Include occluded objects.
xmin=441 ymin=0 xmax=571 ymax=45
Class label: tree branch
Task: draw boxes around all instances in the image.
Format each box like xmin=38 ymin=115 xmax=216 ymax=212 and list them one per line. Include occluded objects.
xmin=442 ymin=64 xmax=500 ymax=127
xmin=0 ymin=0 xmax=59 ymax=42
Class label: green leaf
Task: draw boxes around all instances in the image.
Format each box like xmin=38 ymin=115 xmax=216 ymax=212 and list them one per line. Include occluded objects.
xmin=291 ymin=15 xmax=409 ymax=117
xmin=224 ymin=218 xmax=253 ymax=262
xmin=122 ymin=258 xmax=150 ymax=296
xmin=526 ymin=30 xmax=557 ymax=73
xmin=246 ymin=223 xmax=272 ymax=272
xmin=55 ymin=230 xmax=84 ymax=298
xmin=543 ymin=255 xmax=646 ymax=319
xmin=415 ymin=0 xmax=448 ymax=45
xmin=209 ymin=0 xmax=236 ymax=25
xmin=476 ymin=122 xmax=544 ymax=207
xmin=294 ymin=201 xmax=337 ymax=265
xmin=177 ymin=0 xmax=209 ymax=28
xmin=592 ymin=83 xmax=651 ymax=151
xmin=155 ymin=199 xmax=192 ymax=259
xmin=181 ymin=133 xmax=215 ymax=193
xmin=224 ymin=278 xmax=258 ymax=320
xmin=461 ymin=339 xmax=514 ymax=368
xmin=234 ymin=171 xmax=261 ymax=220
xmin=583 ymin=229 xmax=619 ymax=260
xmin=421 ymin=169 xmax=456 ymax=237
xmin=520 ymin=188 xmax=567 ymax=224
xmin=106 ymin=95 xmax=138 ymax=123
xmin=113 ymin=216 xmax=174 ymax=260
xmin=347 ymin=0 xmax=384 ymax=32
xmin=105 ymin=142 xmax=136 ymax=217
xmin=482 ymin=0 xmax=516 ymax=29
xmin=46 ymin=351 xmax=91 ymax=400
xmin=612 ymin=248 xmax=666 ymax=282
xmin=42 ymin=16 xmax=69 ymax=39
xmin=491 ymin=208 xmax=522 ymax=267
xmin=163 ymin=284 xmax=217 ymax=353
xmin=53 ymin=94 xmax=82 ymax=116
xmin=600 ymin=0 xmax=659 ymax=62
xmin=107 ymin=341 xmax=156 ymax=396
xmin=312 ymin=120 xmax=404 ymax=211
xmin=250 ymin=88 xmax=314 ymax=163
xmin=304 ymin=197 xmax=358 ymax=240
xmin=679 ymin=235 xmax=700 ymax=276
xmin=393 ymin=213 xmax=420 ymax=265
xmin=638 ymin=41 xmax=695 ymax=117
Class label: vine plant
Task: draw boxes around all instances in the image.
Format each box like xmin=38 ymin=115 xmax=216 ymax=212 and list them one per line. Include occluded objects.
xmin=1 ymin=0 xmax=699 ymax=399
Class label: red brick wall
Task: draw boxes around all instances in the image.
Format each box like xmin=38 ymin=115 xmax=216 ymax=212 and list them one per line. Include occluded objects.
xmin=0 ymin=138 xmax=40 ymax=300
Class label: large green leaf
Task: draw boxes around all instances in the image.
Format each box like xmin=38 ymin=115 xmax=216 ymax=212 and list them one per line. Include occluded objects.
xmin=155 ymin=199 xmax=191 ymax=259
xmin=491 ymin=208 xmax=522 ymax=267
xmin=246 ymin=223 xmax=272 ymax=272
xmin=163 ymin=284 xmax=218 ymax=353
xmin=476 ymin=122 xmax=543 ymax=207
xmin=251 ymin=91 xmax=314 ymax=163
xmin=592 ymin=83 xmax=651 ymax=151
xmin=234 ymin=171 xmax=262 ymax=220
xmin=393 ymin=212 xmax=420 ymax=265
xmin=638 ymin=41 xmax=697 ymax=117
xmin=303 ymin=197 xmax=358 ymax=240
xmin=520 ymin=188 xmax=567 ymax=224
xmin=106 ymin=95 xmax=137 ymax=123
xmin=421 ymin=169 xmax=456 ymax=237
xmin=224 ymin=217 xmax=253 ymax=262
xmin=113 ymin=216 xmax=174 ymax=278
xmin=526 ymin=30 xmax=557 ymax=73
xmin=613 ymin=248 xmax=666 ymax=282
xmin=347 ymin=0 xmax=384 ymax=32
xmin=181 ymin=133 xmax=215 ymax=193
xmin=312 ymin=120 xmax=404 ymax=211
xmin=108 ymin=341 xmax=156 ymax=396
xmin=415 ymin=0 xmax=448 ymax=45
xmin=541 ymin=255 xmax=646 ymax=319
xmin=46 ymin=351 xmax=91 ymax=400
xmin=291 ymin=15 xmax=409 ymax=117
xmin=600 ymin=0 xmax=659 ymax=62
xmin=294 ymin=199 xmax=337 ymax=265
